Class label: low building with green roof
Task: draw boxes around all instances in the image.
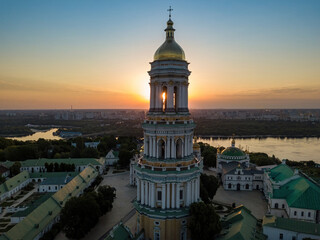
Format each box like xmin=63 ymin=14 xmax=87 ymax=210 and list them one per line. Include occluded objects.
xmin=0 ymin=165 xmax=98 ymax=240
xmin=0 ymin=171 xmax=31 ymax=202
xmin=11 ymin=193 xmax=54 ymax=224
xmin=104 ymin=222 xmax=133 ymax=240
xmin=263 ymin=215 xmax=320 ymax=240
xmin=18 ymin=158 xmax=104 ymax=174
xmin=264 ymin=160 xmax=320 ymax=223
xmin=217 ymin=205 xmax=267 ymax=240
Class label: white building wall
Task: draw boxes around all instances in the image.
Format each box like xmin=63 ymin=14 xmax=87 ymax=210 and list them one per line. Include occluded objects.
xmin=263 ymin=226 xmax=320 ymax=240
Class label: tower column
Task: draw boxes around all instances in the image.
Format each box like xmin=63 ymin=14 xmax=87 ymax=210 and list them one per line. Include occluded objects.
xmin=145 ymin=181 xmax=149 ymax=205
xmin=141 ymin=180 xmax=145 ymax=205
xmin=167 ymin=85 xmax=174 ymax=111
xmin=166 ymin=183 xmax=170 ymax=208
xmin=162 ymin=184 xmax=166 ymax=209
xmin=144 ymin=136 xmax=147 ymax=155
xmin=137 ymin=178 xmax=140 ymax=202
xmin=171 ymin=136 xmax=175 ymax=158
xmin=176 ymin=182 xmax=180 ymax=209
xmin=186 ymin=181 xmax=191 ymax=206
xmin=166 ymin=138 xmax=170 ymax=159
xmin=152 ymin=137 xmax=156 ymax=157
xmin=184 ymin=136 xmax=188 ymax=157
xmin=149 ymin=83 xmax=154 ymax=111
xmin=149 ymin=136 xmax=152 ymax=157
xmin=195 ymin=179 xmax=198 ymax=202
xmin=148 ymin=182 xmax=151 ymax=206
xmin=171 ymin=183 xmax=175 ymax=208
xmin=191 ymin=179 xmax=195 ymax=203
xmin=197 ymin=176 xmax=200 ymax=200
xmin=151 ymin=183 xmax=155 ymax=207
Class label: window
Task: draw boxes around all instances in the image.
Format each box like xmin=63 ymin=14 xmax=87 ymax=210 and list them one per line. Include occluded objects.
xmin=180 ymin=190 xmax=183 ymax=200
xmin=275 ymin=203 xmax=278 ymax=209
xmin=245 ymin=184 xmax=249 ymax=189
xmin=279 ymin=233 xmax=283 ymax=240
xmin=292 ymin=237 xmax=296 ymax=240
xmin=48 ymin=186 xmax=51 ymax=190
xmin=157 ymin=191 xmax=162 ymax=201
xmin=154 ymin=231 xmax=160 ymax=240
xmin=294 ymin=211 xmax=297 ymax=216
xmin=308 ymin=212 xmax=311 ymax=217
xmin=282 ymin=204 xmax=285 ymax=209
xmin=228 ymin=183 xmax=231 ymax=189
xmin=301 ymin=211 xmax=304 ymax=217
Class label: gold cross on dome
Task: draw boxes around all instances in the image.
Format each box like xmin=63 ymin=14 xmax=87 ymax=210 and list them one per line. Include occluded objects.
xmin=167 ymin=6 xmax=173 ymax=18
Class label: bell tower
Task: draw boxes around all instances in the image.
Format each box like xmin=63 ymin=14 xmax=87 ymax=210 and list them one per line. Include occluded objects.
xmin=134 ymin=10 xmax=202 ymax=240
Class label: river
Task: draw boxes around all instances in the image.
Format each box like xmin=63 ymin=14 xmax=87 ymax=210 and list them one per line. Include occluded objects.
xmin=197 ymin=137 xmax=320 ymax=163
xmin=7 ymin=129 xmax=320 ymax=163
xmin=8 ymin=128 xmax=62 ymax=141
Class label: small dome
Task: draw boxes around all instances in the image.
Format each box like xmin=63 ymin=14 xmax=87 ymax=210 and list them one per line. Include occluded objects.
xmin=153 ymin=19 xmax=186 ymax=61
xmin=221 ymin=147 xmax=246 ymax=157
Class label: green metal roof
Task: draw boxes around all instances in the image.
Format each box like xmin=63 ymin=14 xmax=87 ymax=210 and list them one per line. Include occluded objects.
xmin=40 ymin=175 xmax=73 ymax=186
xmin=272 ymin=176 xmax=320 ymax=210
xmin=12 ymin=193 xmax=54 ymax=218
xmin=0 ymin=171 xmax=30 ymax=195
xmin=217 ymin=205 xmax=266 ymax=240
xmin=263 ymin=215 xmax=320 ymax=236
xmin=221 ymin=147 xmax=246 ymax=157
xmin=30 ymin=171 xmax=78 ymax=179
xmin=20 ymin=158 xmax=102 ymax=167
xmin=268 ymin=164 xmax=294 ymax=182
xmin=2 ymin=165 xmax=98 ymax=240
xmin=104 ymin=223 xmax=132 ymax=240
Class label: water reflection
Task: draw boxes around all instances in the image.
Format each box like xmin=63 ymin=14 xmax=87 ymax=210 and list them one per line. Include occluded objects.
xmin=8 ymin=128 xmax=62 ymax=141
xmin=197 ymin=137 xmax=320 ymax=163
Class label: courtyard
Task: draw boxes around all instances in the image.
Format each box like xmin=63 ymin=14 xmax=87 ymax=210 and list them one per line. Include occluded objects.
xmin=213 ymin=186 xmax=268 ymax=219
xmin=55 ymin=169 xmax=136 ymax=240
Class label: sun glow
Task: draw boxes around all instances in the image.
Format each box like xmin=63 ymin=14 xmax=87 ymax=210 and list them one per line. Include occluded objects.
xmin=162 ymin=92 xmax=166 ymax=103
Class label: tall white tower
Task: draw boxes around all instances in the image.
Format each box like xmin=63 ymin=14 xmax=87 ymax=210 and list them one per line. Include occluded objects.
xmin=133 ymin=12 xmax=202 ymax=240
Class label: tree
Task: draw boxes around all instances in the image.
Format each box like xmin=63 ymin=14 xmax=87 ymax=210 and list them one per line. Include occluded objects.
xmin=10 ymin=161 xmax=21 ymax=176
xmin=96 ymin=185 xmax=116 ymax=215
xmin=60 ymin=193 xmax=101 ymax=239
xmin=81 ymin=147 xmax=99 ymax=158
xmin=200 ymin=174 xmax=219 ymax=203
xmin=198 ymin=143 xmax=217 ymax=168
xmin=118 ymin=149 xmax=132 ymax=168
xmin=188 ymin=202 xmax=221 ymax=240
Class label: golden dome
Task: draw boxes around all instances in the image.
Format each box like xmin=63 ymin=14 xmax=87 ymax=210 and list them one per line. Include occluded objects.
xmin=154 ymin=19 xmax=185 ymax=61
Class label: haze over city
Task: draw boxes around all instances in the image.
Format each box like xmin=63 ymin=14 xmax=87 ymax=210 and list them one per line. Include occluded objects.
xmin=1 ymin=0 xmax=320 ymax=109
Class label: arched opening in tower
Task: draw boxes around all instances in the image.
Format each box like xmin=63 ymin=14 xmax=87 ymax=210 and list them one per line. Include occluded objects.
xmin=162 ymin=86 xmax=167 ymax=112
xmin=158 ymin=139 xmax=165 ymax=159
xmin=176 ymin=139 xmax=183 ymax=159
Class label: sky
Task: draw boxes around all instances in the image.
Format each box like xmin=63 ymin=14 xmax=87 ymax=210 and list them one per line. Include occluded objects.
xmin=0 ymin=0 xmax=320 ymax=109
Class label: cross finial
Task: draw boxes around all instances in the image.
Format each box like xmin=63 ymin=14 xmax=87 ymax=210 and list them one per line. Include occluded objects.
xmin=167 ymin=6 xmax=173 ymax=19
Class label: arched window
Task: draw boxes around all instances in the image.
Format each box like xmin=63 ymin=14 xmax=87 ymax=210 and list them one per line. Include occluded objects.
xmin=158 ymin=139 xmax=165 ymax=159
xmin=228 ymin=183 xmax=231 ymax=189
xmin=275 ymin=203 xmax=278 ymax=209
xmin=176 ymin=139 xmax=183 ymax=159
xmin=245 ymin=184 xmax=249 ymax=189
xmin=162 ymin=86 xmax=167 ymax=112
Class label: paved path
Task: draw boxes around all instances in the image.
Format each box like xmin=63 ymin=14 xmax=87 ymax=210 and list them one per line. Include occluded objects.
xmin=55 ymin=171 xmax=136 ymax=240
xmin=213 ymin=186 xmax=267 ymax=219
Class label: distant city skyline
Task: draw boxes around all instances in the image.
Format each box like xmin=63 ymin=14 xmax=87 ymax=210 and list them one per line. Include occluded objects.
xmin=1 ymin=0 xmax=320 ymax=109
